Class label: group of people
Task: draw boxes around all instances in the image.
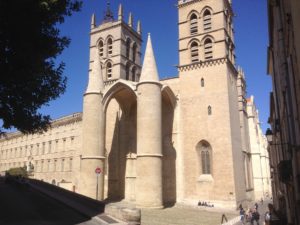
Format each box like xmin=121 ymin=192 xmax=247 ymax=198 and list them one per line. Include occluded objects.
xmin=239 ymin=203 xmax=260 ymax=225
xmin=239 ymin=202 xmax=285 ymax=225
xmin=197 ymin=201 xmax=214 ymax=207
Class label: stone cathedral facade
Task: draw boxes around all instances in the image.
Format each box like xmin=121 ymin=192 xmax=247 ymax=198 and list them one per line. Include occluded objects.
xmin=0 ymin=0 xmax=271 ymax=208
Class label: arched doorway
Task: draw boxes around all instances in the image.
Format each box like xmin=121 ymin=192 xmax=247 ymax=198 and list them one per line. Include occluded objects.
xmin=103 ymin=81 xmax=137 ymax=201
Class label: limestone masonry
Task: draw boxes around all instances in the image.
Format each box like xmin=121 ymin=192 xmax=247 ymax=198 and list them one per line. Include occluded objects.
xmin=0 ymin=0 xmax=271 ymax=209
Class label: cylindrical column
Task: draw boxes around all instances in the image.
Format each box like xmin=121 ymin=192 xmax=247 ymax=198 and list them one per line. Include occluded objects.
xmin=80 ymin=93 xmax=105 ymax=200
xmin=136 ymin=82 xmax=163 ymax=208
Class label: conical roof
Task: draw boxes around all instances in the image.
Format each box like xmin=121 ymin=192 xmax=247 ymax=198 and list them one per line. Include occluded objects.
xmin=85 ymin=53 xmax=104 ymax=93
xmin=140 ymin=34 xmax=159 ymax=82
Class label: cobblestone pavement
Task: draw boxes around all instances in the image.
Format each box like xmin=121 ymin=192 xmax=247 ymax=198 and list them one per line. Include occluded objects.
xmin=141 ymin=206 xmax=238 ymax=225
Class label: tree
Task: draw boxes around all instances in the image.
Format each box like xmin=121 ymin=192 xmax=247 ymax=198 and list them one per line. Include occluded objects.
xmin=0 ymin=0 xmax=82 ymax=134
xmin=6 ymin=167 xmax=28 ymax=178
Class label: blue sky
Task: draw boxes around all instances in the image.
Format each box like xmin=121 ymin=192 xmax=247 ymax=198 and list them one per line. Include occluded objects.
xmin=40 ymin=0 xmax=271 ymax=132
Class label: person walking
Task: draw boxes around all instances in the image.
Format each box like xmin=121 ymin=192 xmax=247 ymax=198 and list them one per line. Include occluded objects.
xmin=251 ymin=208 xmax=260 ymax=225
xmin=239 ymin=205 xmax=246 ymax=224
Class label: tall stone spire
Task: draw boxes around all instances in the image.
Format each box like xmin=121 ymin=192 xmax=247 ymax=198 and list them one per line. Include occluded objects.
xmin=118 ymin=4 xmax=123 ymax=21
xmin=139 ymin=34 xmax=159 ymax=82
xmin=81 ymin=52 xmax=105 ymax=200
xmin=128 ymin=12 xmax=133 ymax=27
xmin=136 ymin=33 xmax=162 ymax=208
xmin=137 ymin=20 xmax=141 ymax=35
xmin=91 ymin=14 xmax=96 ymax=29
xmin=85 ymin=53 xmax=104 ymax=94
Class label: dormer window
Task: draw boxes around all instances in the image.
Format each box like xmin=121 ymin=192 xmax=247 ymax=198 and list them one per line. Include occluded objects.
xmin=190 ymin=13 xmax=198 ymax=35
xmin=203 ymin=9 xmax=212 ymax=31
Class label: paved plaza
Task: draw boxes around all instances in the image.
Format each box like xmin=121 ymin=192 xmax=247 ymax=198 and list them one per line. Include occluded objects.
xmin=141 ymin=206 xmax=238 ymax=225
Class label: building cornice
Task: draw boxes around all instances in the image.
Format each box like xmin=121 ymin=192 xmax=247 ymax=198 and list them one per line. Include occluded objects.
xmin=0 ymin=113 xmax=82 ymax=141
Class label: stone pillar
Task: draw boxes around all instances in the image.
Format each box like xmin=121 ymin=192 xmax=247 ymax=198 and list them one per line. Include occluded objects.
xmin=136 ymin=34 xmax=163 ymax=208
xmin=80 ymin=53 xmax=105 ymax=200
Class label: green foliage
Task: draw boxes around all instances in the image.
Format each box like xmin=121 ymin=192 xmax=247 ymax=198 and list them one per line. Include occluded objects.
xmin=0 ymin=0 xmax=82 ymax=134
xmin=7 ymin=167 xmax=28 ymax=178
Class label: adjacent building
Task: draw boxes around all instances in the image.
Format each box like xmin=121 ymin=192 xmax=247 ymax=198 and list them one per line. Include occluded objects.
xmin=0 ymin=0 xmax=270 ymax=209
xmin=267 ymin=0 xmax=300 ymax=224
xmin=247 ymin=96 xmax=271 ymax=201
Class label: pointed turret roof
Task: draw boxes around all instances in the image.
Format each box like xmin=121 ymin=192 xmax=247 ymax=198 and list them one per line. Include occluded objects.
xmin=91 ymin=14 xmax=96 ymax=29
xmin=137 ymin=20 xmax=141 ymax=35
xmin=140 ymin=34 xmax=159 ymax=82
xmin=128 ymin=12 xmax=133 ymax=27
xmin=85 ymin=54 xmax=104 ymax=94
xmin=118 ymin=4 xmax=123 ymax=21
xmin=102 ymin=0 xmax=114 ymax=24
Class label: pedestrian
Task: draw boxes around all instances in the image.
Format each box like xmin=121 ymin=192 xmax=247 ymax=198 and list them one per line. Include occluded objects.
xmin=264 ymin=208 xmax=271 ymax=225
xmin=255 ymin=202 xmax=259 ymax=210
xmin=251 ymin=208 xmax=260 ymax=225
xmin=239 ymin=205 xmax=246 ymax=224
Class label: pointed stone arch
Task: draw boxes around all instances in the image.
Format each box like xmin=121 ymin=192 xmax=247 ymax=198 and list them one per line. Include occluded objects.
xmin=103 ymin=80 xmax=137 ymax=115
xmin=102 ymin=80 xmax=138 ymax=201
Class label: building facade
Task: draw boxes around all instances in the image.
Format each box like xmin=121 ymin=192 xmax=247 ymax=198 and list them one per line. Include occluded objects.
xmin=267 ymin=0 xmax=300 ymax=224
xmin=247 ymin=96 xmax=271 ymax=201
xmin=0 ymin=0 xmax=270 ymax=209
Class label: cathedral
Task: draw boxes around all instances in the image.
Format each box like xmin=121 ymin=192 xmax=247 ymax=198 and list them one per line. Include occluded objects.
xmin=0 ymin=0 xmax=271 ymax=209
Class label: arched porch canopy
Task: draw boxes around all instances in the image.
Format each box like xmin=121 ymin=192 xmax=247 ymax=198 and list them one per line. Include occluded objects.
xmin=102 ymin=80 xmax=137 ymax=115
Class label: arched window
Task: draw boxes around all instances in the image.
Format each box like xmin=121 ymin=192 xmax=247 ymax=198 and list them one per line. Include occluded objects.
xmin=204 ymin=38 xmax=213 ymax=60
xmin=98 ymin=40 xmax=104 ymax=57
xmin=203 ymin=9 xmax=212 ymax=31
xmin=125 ymin=63 xmax=130 ymax=80
xmin=132 ymin=43 xmax=137 ymax=63
xmin=190 ymin=41 xmax=199 ymax=63
xmin=107 ymin=38 xmax=113 ymax=56
xmin=208 ymin=105 xmax=212 ymax=115
xmin=106 ymin=62 xmax=112 ymax=79
xmin=190 ymin=13 xmax=198 ymax=35
xmin=201 ymin=78 xmax=204 ymax=87
xmin=196 ymin=141 xmax=212 ymax=175
xmin=132 ymin=67 xmax=136 ymax=81
xmin=126 ymin=38 xmax=131 ymax=58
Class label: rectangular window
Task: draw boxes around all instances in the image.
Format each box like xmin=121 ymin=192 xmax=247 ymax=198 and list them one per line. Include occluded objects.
xmin=54 ymin=159 xmax=57 ymax=172
xmin=61 ymin=159 xmax=65 ymax=172
xmin=63 ymin=139 xmax=66 ymax=152
xmin=69 ymin=158 xmax=73 ymax=171
xmin=42 ymin=142 xmax=45 ymax=154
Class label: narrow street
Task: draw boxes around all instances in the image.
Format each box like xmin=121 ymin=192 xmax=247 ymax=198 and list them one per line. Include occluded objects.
xmin=0 ymin=177 xmax=99 ymax=225
xmin=236 ymin=200 xmax=271 ymax=225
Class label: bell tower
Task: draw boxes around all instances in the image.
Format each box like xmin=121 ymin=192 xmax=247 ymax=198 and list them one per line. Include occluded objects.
xmin=178 ymin=0 xmax=235 ymax=67
xmin=89 ymin=2 xmax=142 ymax=82
xmin=177 ymin=0 xmax=247 ymax=207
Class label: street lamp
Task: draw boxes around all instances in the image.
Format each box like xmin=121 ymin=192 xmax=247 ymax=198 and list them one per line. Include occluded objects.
xmin=265 ymin=128 xmax=273 ymax=143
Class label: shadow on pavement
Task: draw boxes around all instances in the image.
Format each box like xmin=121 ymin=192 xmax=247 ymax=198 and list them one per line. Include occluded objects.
xmin=0 ymin=177 xmax=105 ymax=225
